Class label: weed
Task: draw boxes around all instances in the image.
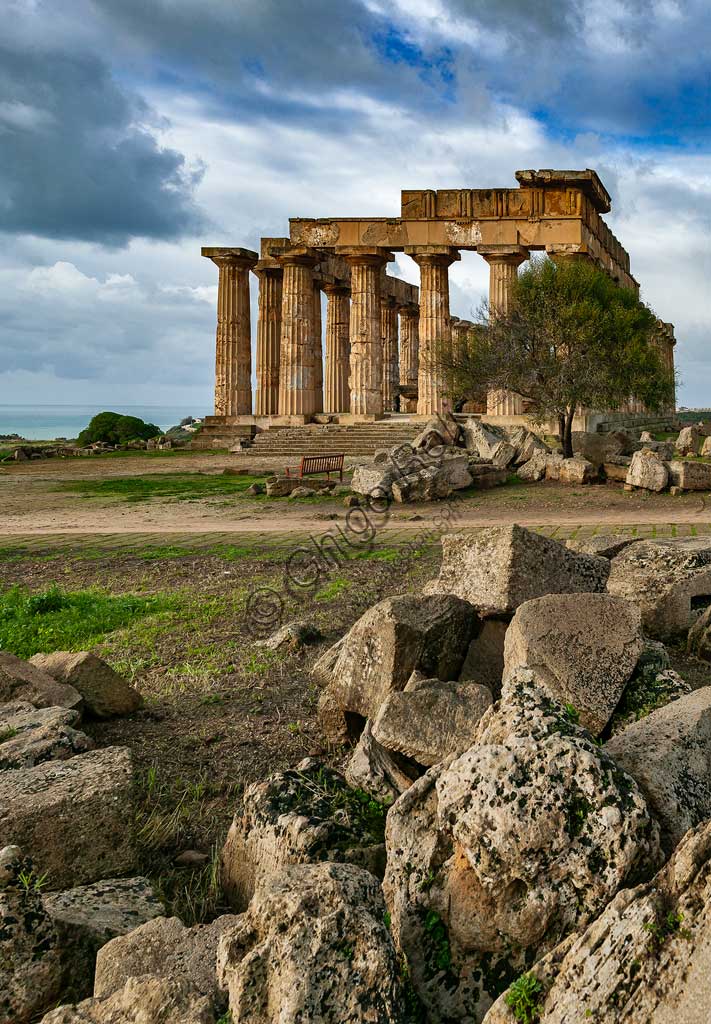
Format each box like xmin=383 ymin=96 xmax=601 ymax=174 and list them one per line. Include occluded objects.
xmin=292 ymin=766 xmax=390 ymax=844
xmin=0 ymin=727 xmax=18 ymax=744
xmin=422 ymin=909 xmax=453 ymax=974
xmin=644 ymin=910 xmax=691 ymax=952
xmin=17 ymin=868 xmax=48 ymax=896
xmin=563 ymin=703 xmax=580 ymax=725
xmin=216 ymin=1014 xmax=233 ymax=1024
xmin=504 ymin=972 xmax=544 ymax=1024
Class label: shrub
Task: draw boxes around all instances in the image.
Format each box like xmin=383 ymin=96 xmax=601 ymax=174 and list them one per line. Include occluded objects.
xmin=77 ymin=411 xmax=161 ymax=446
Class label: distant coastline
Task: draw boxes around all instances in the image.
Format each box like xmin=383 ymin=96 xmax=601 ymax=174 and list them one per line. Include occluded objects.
xmin=0 ymin=404 xmax=208 ymax=442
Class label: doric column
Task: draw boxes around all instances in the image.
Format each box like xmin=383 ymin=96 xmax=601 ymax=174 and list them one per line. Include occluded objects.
xmin=408 ymin=247 xmax=460 ymax=417
xmin=381 ymin=296 xmax=399 ymax=412
xmin=323 ymin=283 xmax=351 ymax=413
xmin=311 ymin=283 xmax=324 ymax=413
xmin=276 ymin=247 xmax=319 ymax=417
xmin=254 ymin=267 xmax=283 ymax=416
xmin=201 ymin=247 xmax=258 ymax=417
xmin=480 ymin=245 xmax=528 ymax=416
xmin=342 ymin=248 xmax=393 ymax=418
xmin=398 ymin=303 xmax=419 ymax=388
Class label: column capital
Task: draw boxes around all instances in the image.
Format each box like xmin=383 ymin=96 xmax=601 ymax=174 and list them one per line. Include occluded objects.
xmin=380 ymin=294 xmax=398 ymax=309
xmin=397 ymin=301 xmax=419 ymax=316
xmin=273 ymin=245 xmax=321 ymax=268
xmin=545 ymin=244 xmax=593 ymax=262
xmin=322 ymin=281 xmax=351 ymax=297
xmin=254 ymin=262 xmax=284 ymax=278
xmin=477 ymin=244 xmax=528 ymax=266
xmin=406 ymin=245 xmax=461 ymax=268
xmin=337 ymin=247 xmax=395 ymax=268
xmin=201 ymin=246 xmax=258 ymax=270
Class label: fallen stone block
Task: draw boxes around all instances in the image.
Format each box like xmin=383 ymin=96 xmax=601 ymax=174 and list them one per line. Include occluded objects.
xmin=458 ymin=618 xmax=508 ymax=694
xmin=0 ymin=747 xmax=137 ymax=889
xmin=265 ymin=476 xmax=304 ymax=497
xmin=565 ymin=534 xmax=639 ymax=559
xmin=467 ymin=463 xmax=508 ymax=488
xmin=544 ymin=452 xmax=565 ymax=480
xmin=39 ymin=976 xmax=216 ymax=1024
xmin=666 ymin=458 xmax=711 ymax=491
xmin=503 ymin=593 xmax=644 ymax=734
xmin=508 ymin=426 xmax=549 ymax=465
xmin=517 ymin=450 xmax=548 ymax=481
xmin=571 ymin=430 xmax=625 ymax=468
xmin=490 ymin=440 xmax=516 ymax=468
xmin=425 ymin=524 xmax=609 ymax=617
xmin=461 ymin=419 xmax=508 ymax=458
xmin=0 ymin=701 xmax=92 ymax=770
xmin=344 ymin=721 xmax=420 ymax=805
xmin=29 ymin=652 xmax=142 ymax=719
xmin=626 ymin=448 xmax=669 ymax=491
xmin=675 ymin=424 xmax=701 ymax=455
xmin=559 ymin=456 xmax=596 ymax=484
xmin=0 ymin=652 xmax=81 ymax=711
xmin=391 ymin=465 xmax=451 ymax=503
xmin=603 ymin=457 xmax=631 ymax=482
xmin=217 ymin=863 xmax=403 ymax=1024
xmin=350 ymin=463 xmax=395 ymax=499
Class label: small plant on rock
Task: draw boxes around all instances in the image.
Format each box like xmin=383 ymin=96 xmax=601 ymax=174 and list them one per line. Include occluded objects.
xmin=17 ymin=868 xmax=48 ymax=896
xmin=504 ymin=972 xmax=544 ymax=1024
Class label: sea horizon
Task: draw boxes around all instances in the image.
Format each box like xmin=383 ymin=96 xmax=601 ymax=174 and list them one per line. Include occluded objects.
xmin=0 ymin=404 xmax=209 ymax=442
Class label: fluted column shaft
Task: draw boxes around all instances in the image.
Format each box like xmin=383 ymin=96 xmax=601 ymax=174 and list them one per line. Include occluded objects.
xmin=324 ymin=284 xmax=351 ymax=413
xmin=482 ymin=249 xmax=527 ymax=416
xmin=207 ymin=252 xmax=257 ymax=417
xmin=381 ymin=297 xmax=399 ymax=412
xmin=277 ymin=253 xmax=319 ymax=416
xmin=346 ymin=253 xmax=389 ymax=417
xmin=312 ymin=284 xmax=323 ymax=413
xmin=411 ymin=251 xmax=458 ymax=416
xmin=398 ymin=304 xmax=419 ymax=388
xmin=255 ymin=268 xmax=282 ymax=416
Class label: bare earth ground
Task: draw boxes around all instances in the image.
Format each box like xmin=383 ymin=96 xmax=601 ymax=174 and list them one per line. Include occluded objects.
xmin=2 ymin=448 xmax=711 ymax=920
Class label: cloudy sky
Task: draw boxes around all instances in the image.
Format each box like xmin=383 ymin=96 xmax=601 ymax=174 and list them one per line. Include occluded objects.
xmin=1 ymin=0 xmax=710 ymax=412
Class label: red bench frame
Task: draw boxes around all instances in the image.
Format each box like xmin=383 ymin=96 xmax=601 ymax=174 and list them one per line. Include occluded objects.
xmin=285 ymin=453 xmax=345 ymax=482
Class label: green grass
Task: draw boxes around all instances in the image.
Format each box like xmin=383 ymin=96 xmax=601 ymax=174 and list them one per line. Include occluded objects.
xmin=0 ymin=584 xmax=182 ymax=659
xmin=57 ymin=472 xmax=270 ymax=503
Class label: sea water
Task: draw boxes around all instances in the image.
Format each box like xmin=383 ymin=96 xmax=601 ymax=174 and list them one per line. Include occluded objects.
xmin=0 ymin=405 xmax=208 ymax=441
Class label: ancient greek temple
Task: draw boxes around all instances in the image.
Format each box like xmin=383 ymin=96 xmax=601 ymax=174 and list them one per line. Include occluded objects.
xmin=201 ymin=169 xmax=676 ymax=441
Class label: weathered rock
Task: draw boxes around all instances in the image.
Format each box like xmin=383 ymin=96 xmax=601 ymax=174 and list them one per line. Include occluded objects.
xmin=603 ymin=457 xmax=632 ymax=481
xmin=516 ymin=450 xmax=548 ymax=481
xmin=372 ymin=678 xmax=492 ymax=766
xmin=503 ymin=593 xmax=644 ymax=734
xmin=467 ymin=463 xmax=509 ymax=488
xmin=688 ymin=603 xmax=711 ymax=660
xmin=667 ymin=458 xmax=711 ymax=491
xmin=461 ymin=420 xmax=507 ymax=458
xmin=507 ymin=426 xmax=549 ymax=465
xmin=605 ymin=686 xmax=711 ymax=852
xmin=41 ymin=976 xmax=216 ymax=1024
xmin=391 ymin=465 xmax=451 ymax=503
xmin=43 ymin=877 xmax=164 ymax=1001
xmin=0 ymin=701 xmax=92 ymax=769
xmin=217 ymin=862 xmax=403 ymax=1024
xmin=606 ymin=538 xmax=711 ymax=637
xmin=626 ymin=448 xmax=669 ymax=491
xmin=265 ymin=476 xmax=302 ymax=497
xmin=565 ymin=534 xmax=638 ymax=559
xmin=438 ymin=452 xmax=474 ymax=490
xmin=0 ymin=747 xmax=137 ymax=889
xmin=350 ymin=463 xmax=396 ymax=499
xmin=558 ymin=456 xmax=596 ymax=484
xmin=28 ymin=652 xmax=142 ymax=719
xmin=701 ymin=435 xmax=711 ymax=457
xmin=314 ymin=594 xmax=476 ymax=733
xmin=344 ymin=721 xmax=420 ymax=804
xmin=288 ymin=485 xmax=317 ymax=498
xmin=383 ymin=670 xmax=660 ymax=1023
xmin=220 ymin=759 xmax=386 ymax=911
xmin=0 ymin=652 xmax=82 ymax=711
xmin=544 ymin=452 xmax=565 ymax=480
xmin=483 ymin=819 xmax=711 ymax=1024
xmin=0 ymin=845 xmax=62 ymax=1024
xmin=257 ymin=619 xmax=322 ymax=651
xmin=425 ymin=525 xmax=609 ymax=617
xmin=458 ymin=618 xmax=508 ymax=695
xmin=94 ymin=914 xmax=238 ymax=1005
xmin=609 ymin=640 xmax=690 ymax=735
xmin=489 ymin=441 xmax=516 ymax=468
xmin=676 ymin=424 xmax=701 ymax=455
xmin=639 ymin=430 xmax=654 ymax=442
xmin=571 ymin=430 xmax=625 ymax=468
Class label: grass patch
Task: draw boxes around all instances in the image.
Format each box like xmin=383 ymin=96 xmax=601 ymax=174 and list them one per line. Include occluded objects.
xmin=58 ymin=472 xmax=269 ymax=504
xmin=0 ymin=584 xmax=182 ymax=659
xmin=314 ymin=578 xmax=350 ymax=602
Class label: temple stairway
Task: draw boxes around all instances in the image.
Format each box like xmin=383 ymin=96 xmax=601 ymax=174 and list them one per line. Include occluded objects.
xmin=247 ymin=420 xmax=422 ymax=457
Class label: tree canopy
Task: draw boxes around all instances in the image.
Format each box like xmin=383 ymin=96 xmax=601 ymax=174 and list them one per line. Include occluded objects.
xmin=441 ymin=257 xmax=676 ymax=456
xmin=77 ymin=411 xmax=161 ymax=446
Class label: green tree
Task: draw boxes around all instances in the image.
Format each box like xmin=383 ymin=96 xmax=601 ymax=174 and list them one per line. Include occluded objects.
xmin=442 ymin=258 xmax=676 ymax=457
xmin=77 ymin=411 xmax=161 ymax=446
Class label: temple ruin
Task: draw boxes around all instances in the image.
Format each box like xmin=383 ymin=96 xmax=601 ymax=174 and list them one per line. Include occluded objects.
xmin=199 ymin=169 xmax=676 ymax=447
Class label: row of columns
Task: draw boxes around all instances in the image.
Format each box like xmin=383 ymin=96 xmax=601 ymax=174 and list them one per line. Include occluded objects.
xmin=206 ymin=243 xmax=533 ymax=420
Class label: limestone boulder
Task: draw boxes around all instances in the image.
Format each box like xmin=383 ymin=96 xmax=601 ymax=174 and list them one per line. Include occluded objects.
xmin=701 ymin=435 xmax=711 ymax=457
xmin=94 ymin=914 xmax=239 ymax=1006
xmin=412 ymin=413 xmax=460 ymax=450
xmin=288 ymin=485 xmax=316 ymax=498
xmin=688 ymin=603 xmax=711 ymax=660
xmin=458 ymin=618 xmax=508 ymax=695
xmin=565 ymin=534 xmax=638 ymax=559
xmin=571 ymin=430 xmax=625 ymax=468
xmin=0 ymin=845 xmax=63 ymax=1024
xmin=603 ymin=455 xmax=631 ymax=481
xmin=626 ymin=448 xmax=669 ymax=491
xmin=0 ymin=652 xmax=82 ymax=711
xmin=0 ymin=701 xmax=92 ymax=770
xmin=438 ymin=451 xmax=473 ymax=490
xmin=507 ymin=426 xmax=549 ymax=465
xmin=344 ymin=721 xmax=420 ymax=804
xmin=0 ymin=747 xmax=137 ymax=889
xmin=558 ymin=456 xmax=596 ymax=484
xmin=503 ymin=593 xmax=644 ymax=734
xmin=372 ymin=677 xmax=493 ymax=766
xmin=313 ymin=594 xmax=476 ymax=734
xmin=610 ymin=639 xmax=690 ymax=734
xmin=676 ymin=424 xmax=701 ymax=455
xmin=461 ymin=419 xmax=508 ymax=458
xmin=43 ymin=877 xmax=164 ymax=1001
xmin=667 ymin=458 xmax=711 ymax=491
xmin=391 ymin=465 xmax=451 ymax=503
xmin=383 ymin=670 xmax=660 ymax=1023
xmin=425 ymin=525 xmax=609 ymax=617
xmin=350 ymin=463 xmax=395 ymax=499
xmin=605 ymin=686 xmax=711 ymax=852
xmin=265 ymin=476 xmax=304 ymax=497
xmin=29 ymin=652 xmax=142 ymax=718
xmin=217 ymin=862 xmax=403 ymax=1024
xmin=516 ymin=450 xmax=548 ymax=481
xmin=606 ymin=538 xmax=711 ymax=637
xmin=483 ymin=819 xmax=711 ymax=1024
xmin=41 ymin=976 xmax=217 ymax=1024
xmin=544 ymin=452 xmax=565 ymax=480
xmin=220 ymin=759 xmax=386 ymax=911
xmin=467 ymin=462 xmax=509 ymax=488
xmin=639 ymin=430 xmax=654 ymax=441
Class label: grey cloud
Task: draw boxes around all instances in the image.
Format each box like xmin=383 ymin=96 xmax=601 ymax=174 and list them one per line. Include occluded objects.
xmin=0 ymin=46 xmax=206 ymax=245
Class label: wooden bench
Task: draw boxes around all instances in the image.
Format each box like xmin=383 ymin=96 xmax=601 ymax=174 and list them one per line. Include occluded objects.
xmin=285 ymin=453 xmax=345 ymax=482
